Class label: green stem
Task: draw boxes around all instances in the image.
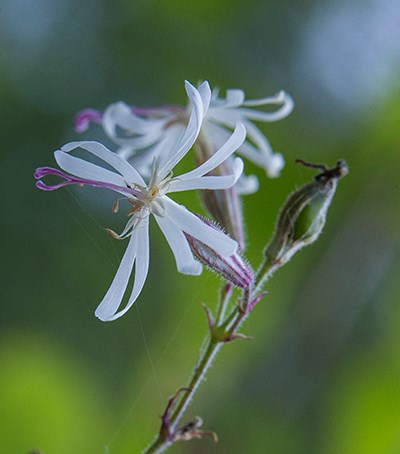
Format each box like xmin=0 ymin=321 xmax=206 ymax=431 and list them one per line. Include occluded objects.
xmin=142 ymin=289 xmax=252 ymax=454
xmin=142 ymin=339 xmax=222 ymax=454
xmin=169 ymin=339 xmax=222 ymax=430
xmin=254 ymin=256 xmax=279 ymax=293
xmin=142 ymin=437 xmax=172 ymax=454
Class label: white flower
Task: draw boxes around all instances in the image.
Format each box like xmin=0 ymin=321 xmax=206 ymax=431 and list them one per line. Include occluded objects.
xmin=101 ymin=102 xmax=183 ymax=171
xmin=75 ymin=84 xmax=205 ymax=178
xmin=36 ymin=81 xmax=246 ymax=321
xmin=205 ymin=88 xmax=294 ymax=179
xmin=75 ymin=83 xmax=293 ymax=185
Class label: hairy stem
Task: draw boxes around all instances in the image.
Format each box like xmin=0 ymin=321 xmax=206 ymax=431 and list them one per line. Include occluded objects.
xmin=170 ymin=339 xmax=222 ymax=430
xmin=254 ymin=257 xmax=279 ymax=293
xmin=143 ymin=339 xmax=222 ymax=454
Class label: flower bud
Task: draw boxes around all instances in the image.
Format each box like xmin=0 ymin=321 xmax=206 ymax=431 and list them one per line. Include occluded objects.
xmin=185 ymin=217 xmax=254 ymax=289
xmin=264 ymin=160 xmax=348 ymax=266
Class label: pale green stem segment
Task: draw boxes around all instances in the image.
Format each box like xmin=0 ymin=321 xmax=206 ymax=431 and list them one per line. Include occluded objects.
xmin=215 ymin=283 xmax=233 ymax=325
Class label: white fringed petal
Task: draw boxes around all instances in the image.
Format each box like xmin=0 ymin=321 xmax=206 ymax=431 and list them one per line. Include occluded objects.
xmin=61 ymin=141 xmax=146 ymax=187
xmin=265 ymin=152 xmax=285 ymax=178
xmin=163 ymin=198 xmax=237 ymax=257
xmin=147 ymin=124 xmax=186 ymax=175
xmin=242 ymin=90 xmax=294 ymax=120
xmin=95 ymin=219 xmax=150 ymax=322
xmin=223 ymin=89 xmax=245 ymax=108
xmin=236 ymin=173 xmax=259 ymax=195
xmin=157 ymin=81 xmax=209 ymax=180
xmin=204 ymin=116 xmax=285 ymax=178
xmin=197 ymin=81 xmax=212 ymax=115
xmin=155 ymin=215 xmax=202 ymax=275
xmin=54 ymin=150 xmax=126 ymax=188
xmin=176 ymin=123 xmax=246 ymax=181
xmin=241 ymin=120 xmax=272 ymax=153
xmin=169 ymin=158 xmax=243 ymax=192
xmin=103 ymin=101 xmax=169 ymax=149
xmin=95 ymin=228 xmax=137 ymax=321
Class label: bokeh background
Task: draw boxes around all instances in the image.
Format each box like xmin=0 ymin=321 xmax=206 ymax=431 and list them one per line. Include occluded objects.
xmin=1 ymin=0 xmax=400 ymax=453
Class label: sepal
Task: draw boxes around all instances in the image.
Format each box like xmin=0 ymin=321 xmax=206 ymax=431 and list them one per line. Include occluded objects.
xmin=185 ymin=217 xmax=254 ymax=289
xmin=201 ymin=304 xmax=252 ymax=343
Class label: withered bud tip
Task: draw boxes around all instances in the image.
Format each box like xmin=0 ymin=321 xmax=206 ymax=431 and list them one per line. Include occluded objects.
xmin=296 ymin=159 xmax=349 ymax=182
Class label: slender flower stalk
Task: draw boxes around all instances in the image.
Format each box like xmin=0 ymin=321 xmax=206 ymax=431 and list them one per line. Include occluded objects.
xmin=215 ymin=283 xmax=233 ymax=325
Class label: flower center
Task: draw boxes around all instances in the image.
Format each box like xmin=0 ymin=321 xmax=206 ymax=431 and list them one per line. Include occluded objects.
xmin=125 ymin=184 xmax=161 ymax=217
xmin=148 ymin=185 xmax=159 ymax=199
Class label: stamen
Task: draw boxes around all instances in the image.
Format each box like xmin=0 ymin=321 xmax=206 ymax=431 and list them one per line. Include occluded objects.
xmin=158 ymin=176 xmax=172 ymax=194
xmin=105 ymin=228 xmax=121 ymax=239
xmin=127 ymin=200 xmax=145 ymax=216
xmin=112 ymin=199 xmax=120 ymax=213
xmin=149 ymin=186 xmax=159 ymax=198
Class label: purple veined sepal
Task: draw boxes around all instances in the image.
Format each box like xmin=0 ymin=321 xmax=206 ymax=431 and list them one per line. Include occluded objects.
xmin=184 ymin=216 xmax=254 ymax=289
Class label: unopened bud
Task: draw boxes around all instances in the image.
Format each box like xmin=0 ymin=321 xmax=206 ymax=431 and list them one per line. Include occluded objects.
xmin=195 ymin=136 xmax=245 ymax=250
xmin=264 ymin=160 xmax=348 ymax=266
xmin=185 ymin=218 xmax=253 ymax=289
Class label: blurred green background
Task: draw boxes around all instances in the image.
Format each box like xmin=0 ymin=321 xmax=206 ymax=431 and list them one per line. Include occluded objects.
xmin=1 ymin=0 xmax=400 ymax=453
